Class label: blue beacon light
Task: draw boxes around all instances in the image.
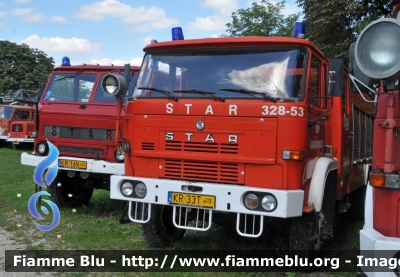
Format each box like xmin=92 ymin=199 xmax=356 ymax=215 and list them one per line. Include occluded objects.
xmin=292 ymin=22 xmax=306 ymax=38
xmin=61 ymin=56 xmax=71 ymax=66
xmin=172 ymin=27 xmax=184 ymax=40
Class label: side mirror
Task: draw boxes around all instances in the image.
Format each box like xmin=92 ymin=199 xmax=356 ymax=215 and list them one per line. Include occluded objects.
xmin=327 ymin=58 xmax=344 ymax=97
xmin=349 ymin=42 xmax=371 ymax=93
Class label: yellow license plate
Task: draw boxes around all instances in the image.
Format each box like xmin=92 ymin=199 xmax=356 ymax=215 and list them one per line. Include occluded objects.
xmin=168 ymin=192 xmax=215 ymax=208
xmin=58 ymin=159 xmax=87 ymax=169
xmin=12 ymin=141 xmax=20 ymax=145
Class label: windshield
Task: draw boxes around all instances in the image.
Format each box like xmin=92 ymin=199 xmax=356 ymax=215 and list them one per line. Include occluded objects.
xmin=43 ymin=73 xmax=96 ymax=102
xmin=134 ymin=48 xmax=306 ymax=100
xmin=0 ymin=107 xmax=14 ymax=119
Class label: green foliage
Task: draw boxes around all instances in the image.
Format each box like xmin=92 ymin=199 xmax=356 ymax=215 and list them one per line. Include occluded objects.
xmin=0 ymin=40 xmax=54 ymax=92
xmin=225 ymin=0 xmax=300 ymax=37
xmin=296 ymin=0 xmax=390 ymax=61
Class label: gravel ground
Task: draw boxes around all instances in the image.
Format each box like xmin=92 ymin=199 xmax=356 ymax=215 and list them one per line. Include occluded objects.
xmin=0 ymin=228 xmax=55 ymax=277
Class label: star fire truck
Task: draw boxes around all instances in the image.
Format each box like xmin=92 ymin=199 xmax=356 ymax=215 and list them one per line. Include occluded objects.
xmin=21 ymin=57 xmax=139 ymax=207
xmin=102 ymin=26 xmax=374 ymax=253
xmin=0 ymin=104 xmax=35 ymax=145
xmin=350 ymin=1 xmax=400 ymax=276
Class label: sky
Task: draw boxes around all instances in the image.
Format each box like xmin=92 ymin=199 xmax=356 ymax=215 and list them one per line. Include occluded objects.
xmin=0 ymin=0 xmax=302 ymax=67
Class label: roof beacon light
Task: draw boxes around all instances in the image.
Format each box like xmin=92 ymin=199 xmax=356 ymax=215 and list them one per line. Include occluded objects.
xmin=61 ymin=56 xmax=71 ymax=66
xmin=292 ymin=22 xmax=306 ymax=38
xmin=172 ymin=27 xmax=184 ymax=41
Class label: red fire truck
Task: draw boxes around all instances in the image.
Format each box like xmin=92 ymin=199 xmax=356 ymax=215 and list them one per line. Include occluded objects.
xmin=102 ymin=27 xmax=374 ymax=253
xmin=352 ymin=1 xmax=400 ymax=276
xmin=21 ymin=57 xmax=140 ymax=207
xmin=0 ymin=104 xmax=35 ymax=146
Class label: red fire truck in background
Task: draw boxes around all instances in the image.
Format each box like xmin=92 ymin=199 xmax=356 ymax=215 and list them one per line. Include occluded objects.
xmin=0 ymin=104 xmax=35 ymax=145
xmin=21 ymin=57 xmax=139 ymax=207
xmin=102 ymin=27 xmax=374 ymax=254
xmin=351 ymin=1 xmax=400 ymax=276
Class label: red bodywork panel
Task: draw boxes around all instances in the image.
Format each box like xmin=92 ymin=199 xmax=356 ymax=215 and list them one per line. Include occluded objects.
xmin=374 ymin=187 xmax=400 ymax=237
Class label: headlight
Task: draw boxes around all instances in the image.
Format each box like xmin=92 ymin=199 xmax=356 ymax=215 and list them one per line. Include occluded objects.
xmin=244 ymin=193 xmax=258 ymax=210
xmin=101 ymin=74 xmax=128 ymax=97
xmin=36 ymin=142 xmax=48 ymax=155
xmin=114 ymin=150 xmax=124 ymax=162
xmin=135 ymin=182 xmax=147 ymax=198
xmin=261 ymin=195 xmax=277 ymax=211
xmin=121 ymin=182 xmax=134 ymax=196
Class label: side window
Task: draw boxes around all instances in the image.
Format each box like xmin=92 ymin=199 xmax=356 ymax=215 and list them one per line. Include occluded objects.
xmin=308 ymin=57 xmax=321 ymax=106
xmin=14 ymin=111 xmax=30 ymax=120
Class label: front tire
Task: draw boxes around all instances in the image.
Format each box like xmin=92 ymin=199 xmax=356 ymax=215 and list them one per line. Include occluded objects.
xmin=140 ymin=205 xmax=186 ymax=248
xmin=289 ymin=176 xmax=336 ymax=257
xmin=47 ymin=171 xmax=94 ymax=207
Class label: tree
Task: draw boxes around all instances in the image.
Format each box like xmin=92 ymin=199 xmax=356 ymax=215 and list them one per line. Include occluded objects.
xmin=296 ymin=0 xmax=390 ymax=61
xmin=225 ymin=0 xmax=300 ymax=37
xmin=0 ymin=40 xmax=54 ymax=92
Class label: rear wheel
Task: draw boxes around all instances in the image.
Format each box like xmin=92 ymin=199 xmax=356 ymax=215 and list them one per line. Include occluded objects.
xmin=47 ymin=171 xmax=94 ymax=207
xmin=141 ymin=205 xmax=186 ymax=248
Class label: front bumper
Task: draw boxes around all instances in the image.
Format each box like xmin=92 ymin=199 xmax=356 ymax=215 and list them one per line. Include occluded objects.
xmin=7 ymin=137 xmax=34 ymax=143
xmin=110 ymin=175 xmax=304 ymax=218
xmin=21 ymin=152 xmax=124 ymax=175
xmin=359 ymin=184 xmax=400 ymax=277
xmin=359 ymin=228 xmax=400 ymax=277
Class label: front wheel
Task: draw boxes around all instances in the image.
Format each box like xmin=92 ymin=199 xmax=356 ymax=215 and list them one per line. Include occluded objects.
xmin=140 ymin=205 xmax=186 ymax=248
xmin=47 ymin=172 xmax=94 ymax=207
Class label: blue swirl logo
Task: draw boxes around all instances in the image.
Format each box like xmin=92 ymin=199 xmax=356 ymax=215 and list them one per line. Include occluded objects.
xmin=28 ymin=141 xmax=61 ymax=231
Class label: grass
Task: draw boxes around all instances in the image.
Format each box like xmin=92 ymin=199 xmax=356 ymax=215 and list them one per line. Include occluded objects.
xmin=0 ymin=146 xmax=363 ymax=277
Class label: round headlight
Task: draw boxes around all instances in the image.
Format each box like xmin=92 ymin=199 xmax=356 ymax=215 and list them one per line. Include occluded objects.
xmin=244 ymin=193 xmax=258 ymax=210
xmin=121 ymin=182 xmax=134 ymax=196
xmin=114 ymin=150 xmax=124 ymax=162
xmin=135 ymin=182 xmax=147 ymax=198
xmin=101 ymin=74 xmax=128 ymax=97
xmin=36 ymin=142 xmax=47 ymax=155
xmin=262 ymin=195 xmax=277 ymax=211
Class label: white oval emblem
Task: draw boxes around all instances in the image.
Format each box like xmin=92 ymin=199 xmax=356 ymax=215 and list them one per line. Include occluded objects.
xmin=196 ymin=120 xmax=205 ymax=130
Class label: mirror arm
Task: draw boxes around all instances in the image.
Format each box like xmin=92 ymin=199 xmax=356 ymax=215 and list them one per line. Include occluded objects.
xmin=308 ymin=96 xmax=333 ymax=126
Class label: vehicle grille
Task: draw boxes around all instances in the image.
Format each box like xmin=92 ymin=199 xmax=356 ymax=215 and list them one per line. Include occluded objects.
xmin=165 ymin=141 xmax=238 ymax=154
xmin=142 ymin=142 xmax=155 ymax=150
xmin=162 ymin=159 xmax=241 ymax=184
xmin=58 ymin=146 xmax=104 ymax=156
xmin=353 ymin=106 xmax=374 ymax=161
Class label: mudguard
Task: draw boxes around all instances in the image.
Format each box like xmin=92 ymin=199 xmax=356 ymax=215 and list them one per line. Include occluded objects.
xmin=307 ymin=157 xmax=338 ymax=212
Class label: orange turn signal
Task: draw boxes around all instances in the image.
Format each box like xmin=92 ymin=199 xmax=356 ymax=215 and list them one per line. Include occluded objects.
xmin=115 ymin=142 xmax=123 ymax=151
xmin=369 ymin=172 xmax=386 ymax=187
xmin=282 ymin=150 xmax=304 ymax=161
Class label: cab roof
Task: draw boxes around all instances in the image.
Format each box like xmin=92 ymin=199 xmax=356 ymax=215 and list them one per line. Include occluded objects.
xmin=143 ymin=36 xmax=323 ymax=56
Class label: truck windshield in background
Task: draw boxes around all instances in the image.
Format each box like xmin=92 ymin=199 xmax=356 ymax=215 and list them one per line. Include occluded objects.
xmin=134 ymin=48 xmax=305 ymax=100
xmin=0 ymin=106 xmax=14 ymax=119
xmin=44 ymin=73 xmax=138 ymax=103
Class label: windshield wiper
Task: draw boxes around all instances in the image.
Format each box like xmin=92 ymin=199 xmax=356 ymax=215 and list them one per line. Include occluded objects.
xmin=219 ymin=88 xmax=277 ymax=103
xmin=174 ymin=89 xmax=225 ymax=102
xmin=138 ymin=87 xmax=178 ymax=101
xmin=55 ymin=69 xmax=84 ymax=82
